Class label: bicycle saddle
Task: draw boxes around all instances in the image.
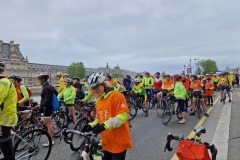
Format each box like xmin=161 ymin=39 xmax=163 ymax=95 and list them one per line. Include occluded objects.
xmin=194 ymin=126 xmax=206 ymax=136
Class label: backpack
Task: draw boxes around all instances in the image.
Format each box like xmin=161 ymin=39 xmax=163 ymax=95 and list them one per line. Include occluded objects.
xmin=52 ymin=92 xmax=59 ymax=111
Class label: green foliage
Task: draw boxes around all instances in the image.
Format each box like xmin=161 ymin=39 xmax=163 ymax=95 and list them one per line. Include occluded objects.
xmin=197 ymin=59 xmax=218 ymax=75
xmin=67 ymin=62 xmax=86 ymax=79
xmin=112 ymin=72 xmax=123 ymax=79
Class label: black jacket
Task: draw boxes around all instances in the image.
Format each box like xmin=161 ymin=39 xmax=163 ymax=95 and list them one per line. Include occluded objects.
xmin=40 ymin=82 xmax=57 ymax=109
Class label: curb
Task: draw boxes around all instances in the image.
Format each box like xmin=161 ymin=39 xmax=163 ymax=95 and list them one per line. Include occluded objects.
xmin=211 ymin=94 xmax=232 ymax=160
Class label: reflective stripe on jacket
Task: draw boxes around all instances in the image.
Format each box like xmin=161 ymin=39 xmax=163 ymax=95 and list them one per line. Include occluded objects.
xmin=0 ymin=76 xmax=18 ymax=127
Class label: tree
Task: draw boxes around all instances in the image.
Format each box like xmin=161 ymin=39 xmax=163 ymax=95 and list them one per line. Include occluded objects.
xmin=67 ymin=62 xmax=86 ymax=79
xmin=197 ymin=59 xmax=218 ymax=75
xmin=112 ymin=72 xmax=124 ymax=79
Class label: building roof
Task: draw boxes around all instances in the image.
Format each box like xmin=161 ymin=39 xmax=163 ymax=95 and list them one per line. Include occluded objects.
xmin=0 ymin=40 xmax=25 ymax=60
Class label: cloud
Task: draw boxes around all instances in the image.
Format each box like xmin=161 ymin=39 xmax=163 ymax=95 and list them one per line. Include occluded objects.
xmin=0 ymin=0 xmax=239 ymax=74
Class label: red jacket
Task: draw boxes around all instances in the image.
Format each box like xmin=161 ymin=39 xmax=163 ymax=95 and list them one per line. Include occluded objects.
xmin=182 ymin=80 xmax=190 ymax=91
xmin=154 ymin=78 xmax=162 ymax=89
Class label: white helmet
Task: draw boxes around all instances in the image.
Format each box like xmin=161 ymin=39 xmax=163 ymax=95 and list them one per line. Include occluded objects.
xmin=134 ymin=77 xmax=142 ymax=83
xmin=88 ymin=72 xmax=106 ymax=88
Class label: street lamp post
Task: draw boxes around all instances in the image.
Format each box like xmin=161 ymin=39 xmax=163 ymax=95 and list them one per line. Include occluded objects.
xmin=184 ymin=65 xmax=186 ymax=75
xmin=194 ymin=58 xmax=198 ymax=75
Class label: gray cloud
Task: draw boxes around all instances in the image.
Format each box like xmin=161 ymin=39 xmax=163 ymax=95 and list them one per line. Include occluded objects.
xmin=0 ymin=0 xmax=239 ymax=74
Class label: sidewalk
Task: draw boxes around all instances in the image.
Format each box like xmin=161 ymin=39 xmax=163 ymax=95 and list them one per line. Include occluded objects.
xmin=228 ymin=87 xmax=240 ymax=160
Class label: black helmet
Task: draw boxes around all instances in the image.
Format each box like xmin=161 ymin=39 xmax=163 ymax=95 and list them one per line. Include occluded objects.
xmin=192 ymin=75 xmax=198 ymax=80
xmin=73 ymin=77 xmax=80 ymax=81
xmin=0 ymin=61 xmax=5 ymax=71
xmin=37 ymin=74 xmax=49 ymax=81
xmin=9 ymin=75 xmax=22 ymax=82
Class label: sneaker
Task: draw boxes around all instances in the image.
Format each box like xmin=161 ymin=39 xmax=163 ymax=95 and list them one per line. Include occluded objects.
xmin=220 ymin=98 xmax=223 ymax=102
xmin=211 ymin=103 xmax=213 ymax=106
xmin=204 ymin=113 xmax=209 ymax=117
xmin=178 ymin=119 xmax=186 ymax=124
xmin=145 ymin=112 xmax=148 ymax=117
xmin=229 ymin=99 xmax=231 ymax=102
xmin=189 ymin=112 xmax=195 ymax=116
xmin=43 ymin=140 xmax=54 ymax=147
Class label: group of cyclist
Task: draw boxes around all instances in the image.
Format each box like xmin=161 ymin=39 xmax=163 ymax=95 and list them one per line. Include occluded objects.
xmin=0 ymin=56 xmax=237 ymax=160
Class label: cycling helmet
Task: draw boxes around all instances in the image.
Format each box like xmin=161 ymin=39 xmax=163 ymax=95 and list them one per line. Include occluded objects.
xmin=134 ymin=77 xmax=142 ymax=83
xmin=145 ymin=72 xmax=150 ymax=76
xmin=125 ymin=75 xmax=131 ymax=79
xmin=37 ymin=74 xmax=49 ymax=81
xmin=192 ymin=75 xmax=198 ymax=80
xmin=165 ymin=74 xmax=170 ymax=77
xmin=88 ymin=72 xmax=106 ymax=88
xmin=106 ymin=74 xmax=112 ymax=79
xmin=155 ymin=72 xmax=160 ymax=75
xmin=0 ymin=61 xmax=5 ymax=71
xmin=64 ymin=78 xmax=73 ymax=84
xmin=174 ymin=74 xmax=182 ymax=81
xmin=9 ymin=75 xmax=22 ymax=82
xmin=63 ymin=73 xmax=69 ymax=77
xmin=55 ymin=72 xmax=63 ymax=77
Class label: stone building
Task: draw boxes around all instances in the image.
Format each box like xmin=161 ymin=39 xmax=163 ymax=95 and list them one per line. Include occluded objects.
xmin=0 ymin=40 xmax=137 ymax=86
xmin=0 ymin=40 xmax=67 ymax=86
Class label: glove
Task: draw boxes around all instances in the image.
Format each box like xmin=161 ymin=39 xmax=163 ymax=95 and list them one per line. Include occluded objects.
xmin=92 ymin=124 xmax=106 ymax=134
xmin=80 ymin=124 xmax=92 ymax=133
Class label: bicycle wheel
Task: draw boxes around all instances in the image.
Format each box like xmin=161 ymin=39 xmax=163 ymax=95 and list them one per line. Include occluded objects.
xmin=196 ymin=100 xmax=202 ymax=119
xmin=14 ymin=129 xmax=52 ymax=160
xmin=70 ymin=117 xmax=87 ymax=151
xmin=156 ymin=99 xmax=167 ymax=118
xmin=176 ymin=105 xmax=183 ymax=119
xmin=162 ymin=103 xmax=173 ymax=125
xmin=51 ymin=111 xmax=67 ymax=136
xmin=128 ymin=102 xmax=138 ymax=121
xmin=16 ymin=118 xmax=35 ymax=138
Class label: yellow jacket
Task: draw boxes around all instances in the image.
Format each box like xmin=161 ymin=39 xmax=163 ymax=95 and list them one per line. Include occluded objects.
xmin=57 ymin=77 xmax=65 ymax=93
xmin=0 ymin=76 xmax=18 ymax=127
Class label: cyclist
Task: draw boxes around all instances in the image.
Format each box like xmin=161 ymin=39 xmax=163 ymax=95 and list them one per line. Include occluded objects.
xmin=189 ymin=75 xmax=209 ymax=117
xmin=205 ymin=78 xmax=214 ymax=106
xmin=106 ymin=74 xmax=116 ymax=87
xmin=55 ymin=71 xmax=65 ymax=93
xmin=38 ymin=74 xmax=57 ymax=146
xmin=132 ymin=77 xmax=149 ymax=117
xmin=0 ymin=61 xmax=18 ymax=160
xmin=57 ymin=78 xmax=77 ymax=124
xmin=123 ymin=75 xmax=132 ymax=91
xmin=81 ymin=72 xmax=133 ymax=160
xmin=73 ymin=77 xmax=85 ymax=100
xmin=182 ymin=75 xmax=190 ymax=111
xmin=154 ymin=72 xmax=162 ymax=90
xmin=156 ymin=74 xmax=174 ymax=102
xmin=174 ymin=74 xmax=188 ymax=124
xmin=142 ymin=72 xmax=154 ymax=91
xmin=217 ymin=72 xmax=232 ymax=102
xmin=9 ymin=75 xmax=30 ymax=120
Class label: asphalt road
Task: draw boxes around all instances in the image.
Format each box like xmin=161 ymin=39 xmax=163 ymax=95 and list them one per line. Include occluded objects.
xmin=31 ymin=96 xmax=213 ymax=160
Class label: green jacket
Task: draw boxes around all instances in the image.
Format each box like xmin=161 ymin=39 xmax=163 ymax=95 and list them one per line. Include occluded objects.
xmin=57 ymin=85 xmax=76 ymax=105
xmin=174 ymin=81 xmax=188 ymax=100
xmin=142 ymin=77 xmax=154 ymax=89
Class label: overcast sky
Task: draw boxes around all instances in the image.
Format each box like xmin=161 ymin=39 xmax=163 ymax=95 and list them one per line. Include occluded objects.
xmin=0 ymin=0 xmax=239 ymax=74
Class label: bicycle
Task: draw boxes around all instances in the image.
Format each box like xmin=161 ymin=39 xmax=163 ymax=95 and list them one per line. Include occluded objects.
xmin=51 ymin=100 xmax=79 ymax=137
xmin=156 ymin=89 xmax=169 ymax=118
xmin=161 ymin=93 xmax=182 ymax=125
xmin=60 ymin=129 xmax=103 ymax=160
xmin=69 ymin=101 xmax=96 ymax=151
xmin=193 ymin=91 xmax=203 ymax=118
xmin=149 ymin=89 xmax=161 ymax=109
xmin=131 ymin=93 xmax=149 ymax=117
xmin=0 ymin=128 xmax=52 ymax=160
xmin=122 ymin=91 xmax=137 ymax=121
xmin=164 ymin=126 xmax=217 ymax=160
